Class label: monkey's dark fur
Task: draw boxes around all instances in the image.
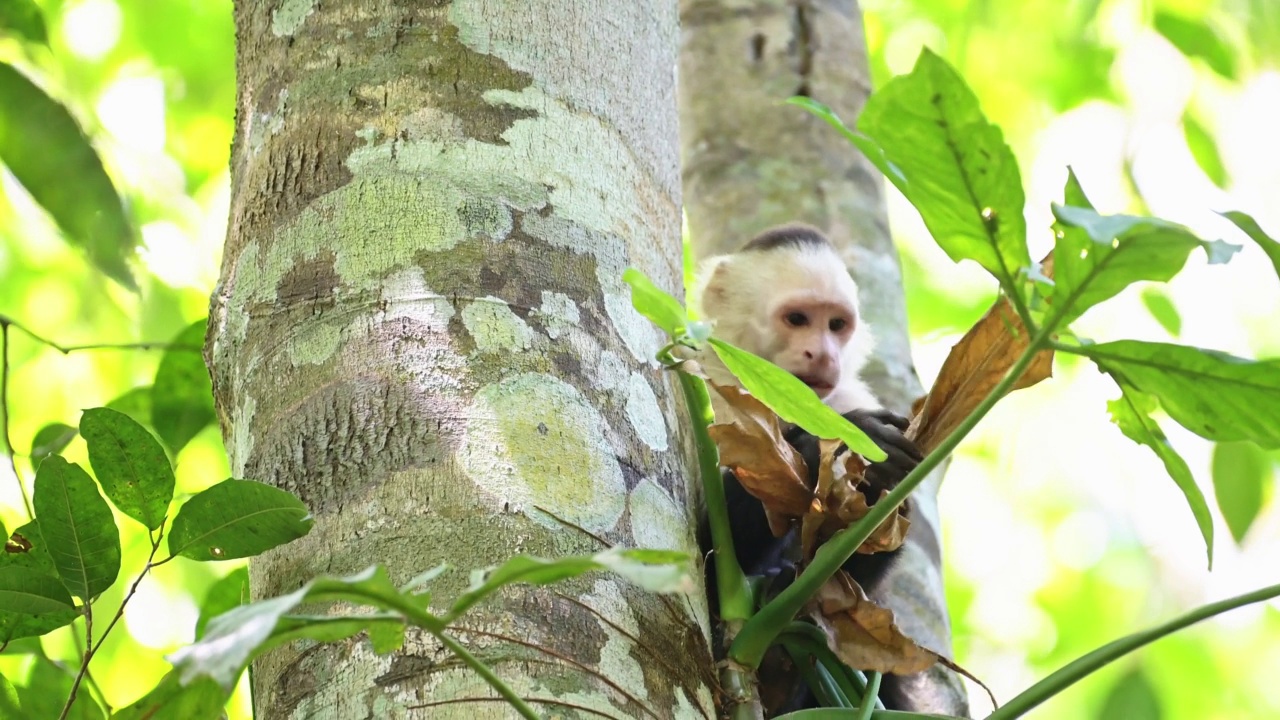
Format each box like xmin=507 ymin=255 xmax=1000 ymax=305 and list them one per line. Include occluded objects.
xmin=708 ymin=404 xmax=923 ymax=715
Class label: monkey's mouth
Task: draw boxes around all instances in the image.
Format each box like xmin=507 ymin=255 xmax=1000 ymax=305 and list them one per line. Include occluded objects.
xmin=797 ymin=376 xmax=834 ymax=395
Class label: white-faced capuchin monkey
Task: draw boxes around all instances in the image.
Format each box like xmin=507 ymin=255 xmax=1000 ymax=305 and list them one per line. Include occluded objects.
xmin=694 ymin=223 xmax=924 ymax=714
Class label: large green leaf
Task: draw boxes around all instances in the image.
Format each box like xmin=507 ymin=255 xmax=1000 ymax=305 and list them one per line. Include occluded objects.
xmin=195 ymin=567 xmax=249 ymax=639
xmin=29 ymin=423 xmax=76 ymax=460
xmin=1099 ymin=667 xmax=1163 ymax=720
xmin=15 ymin=657 xmax=104 ymax=720
xmin=0 ymin=521 xmax=79 ymax=642
xmin=1220 ymin=211 xmax=1280 ymax=282
xmin=32 ymin=457 xmax=121 ymax=601
xmin=1083 ymin=340 xmax=1280 ymax=448
xmin=0 ymin=64 xmax=135 ymax=290
xmin=0 ymin=0 xmax=47 ymax=45
xmin=1153 ymin=11 xmax=1237 ymax=79
xmin=0 ymin=567 xmax=75 ymax=615
xmin=1108 ymin=384 xmax=1213 ymax=568
xmin=105 ymin=386 xmax=153 ymax=427
xmin=622 ymin=268 xmax=689 ymax=337
xmin=79 ymin=408 xmax=175 ymax=531
xmin=856 ymin=48 xmax=1030 ymax=292
xmin=448 ymin=548 xmax=691 ymax=621
xmin=167 ymin=479 xmax=313 ymax=561
xmin=0 ymin=673 xmax=18 ymax=718
xmin=152 ymin=319 xmax=216 ymax=454
xmin=1211 ymin=441 xmax=1271 ymax=545
xmin=707 ymin=338 xmax=885 ymax=461
xmin=111 ymin=671 xmax=228 ymax=720
xmin=1051 ymin=205 xmax=1234 ymax=326
xmin=171 ymin=567 xmax=406 ymax=689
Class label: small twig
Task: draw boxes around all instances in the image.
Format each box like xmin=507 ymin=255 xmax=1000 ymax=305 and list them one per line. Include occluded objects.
xmin=0 ymin=315 xmax=200 ymax=355
xmin=68 ymin=629 xmax=112 ymax=714
xmin=407 ymin=695 xmax=624 ymax=719
xmin=0 ymin=321 xmax=33 ymax=518
xmin=452 ymin=626 xmax=663 ymax=720
xmin=61 ymin=520 xmax=166 ymax=719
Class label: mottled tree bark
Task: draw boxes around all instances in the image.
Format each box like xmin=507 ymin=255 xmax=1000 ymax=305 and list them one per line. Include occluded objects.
xmin=679 ymin=0 xmax=969 ymax=715
xmin=208 ymin=1 xmax=714 ymax=718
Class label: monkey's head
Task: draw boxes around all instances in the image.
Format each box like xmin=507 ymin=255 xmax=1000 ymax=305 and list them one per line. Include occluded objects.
xmin=693 ymin=224 xmax=870 ymax=403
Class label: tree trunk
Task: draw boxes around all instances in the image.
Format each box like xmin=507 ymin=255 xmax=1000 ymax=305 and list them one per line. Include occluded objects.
xmin=679 ymin=0 xmax=969 ymax=715
xmin=208 ymin=2 xmax=714 ymax=718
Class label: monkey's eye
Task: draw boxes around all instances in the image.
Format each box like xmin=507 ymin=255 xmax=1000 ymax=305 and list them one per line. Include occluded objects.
xmin=829 ymin=318 xmax=849 ymax=332
xmin=784 ymin=311 xmax=809 ymax=328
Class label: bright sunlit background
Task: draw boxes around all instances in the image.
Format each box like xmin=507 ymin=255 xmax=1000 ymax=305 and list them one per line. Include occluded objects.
xmin=0 ymin=0 xmax=1277 ymax=717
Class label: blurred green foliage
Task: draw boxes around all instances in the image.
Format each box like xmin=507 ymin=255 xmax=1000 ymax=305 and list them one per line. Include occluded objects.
xmin=0 ymin=0 xmax=1276 ymax=717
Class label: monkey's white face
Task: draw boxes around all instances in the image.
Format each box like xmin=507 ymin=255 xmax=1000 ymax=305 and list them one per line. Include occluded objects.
xmin=757 ymin=293 xmax=857 ymax=399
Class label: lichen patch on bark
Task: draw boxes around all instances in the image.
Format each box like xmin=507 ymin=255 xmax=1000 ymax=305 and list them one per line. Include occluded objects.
xmin=459 ymin=373 xmax=627 ymax=534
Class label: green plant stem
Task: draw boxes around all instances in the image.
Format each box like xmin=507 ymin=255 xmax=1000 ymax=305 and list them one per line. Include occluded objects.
xmin=369 ymin=592 xmax=542 ymax=720
xmin=731 ymin=323 xmax=1056 ymax=668
xmin=785 ymin=642 xmax=853 ymax=708
xmin=674 ymin=368 xmax=754 ymax=621
xmin=779 ymin=622 xmax=877 ymax=708
xmin=856 ymin=673 xmax=881 ymax=720
xmin=0 ymin=322 xmax=33 ymax=519
xmin=987 ymin=581 xmax=1280 ymax=720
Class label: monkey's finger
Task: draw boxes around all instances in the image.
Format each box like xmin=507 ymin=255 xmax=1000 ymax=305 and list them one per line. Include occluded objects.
xmin=865 ymin=409 xmax=912 ymax=431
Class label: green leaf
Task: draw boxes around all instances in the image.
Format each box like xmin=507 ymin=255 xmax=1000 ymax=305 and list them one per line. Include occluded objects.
xmin=16 ymin=658 xmax=104 ymax=720
xmin=707 ymin=338 xmax=886 ymax=461
xmin=1099 ymin=667 xmax=1163 ymax=720
xmin=367 ymin=619 xmax=406 ymax=655
xmin=1154 ymin=11 xmax=1237 ymax=79
xmin=1211 ymin=441 xmax=1271 ymax=545
xmin=32 ymin=457 xmax=121 ymax=600
xmin=167 ymin=479 xmax=313 ymax=561
xmin=195 ymin=566 xmax=249 ymax=639
xmin=111 ymin=670 xmax=228 ymax=720
xmin=785 ymin=97 xmax=895 ymax=183
xmin=1107 ymin=384 xmax=1213 ymax=568
xmin=0 ymin=567 xmax=75 ymax=614
xmin=151 ymin=319 xmax=216 ymax=454
xmin=29 ymin=423 xmax=76 ymax=460
xmin=79 ymin=408 xmax=175 ymax=531
xmin=0 ymin=522 xmax=79 ymax=642
xmin=1051 ymin=205 xmax=1233 ymax=326
xmin=1140 ymin=288 xmax=1182 ymax=336
xmin=0 ymin=64 xmax=135 ymax=290
xmin=1084 ymin=340 xmax=1280 ymax=448
xmin=449 ymin=548 xmax=691 ymax=620
xmin=0 ymin=0 xmax=47 ymax=46
xmin=171 ymin=567 xmax=410 ymax=690
xmin=1182 ymin=113 xmax=1227 ymax=188
xmin=105 ymin=386 xmax=153 ymax=427
xmin=0 ymin=673 xmax=18 ymax=718
xmin=856 ymin=48 xmax=1030 ymax=292
xmin=1220 ymin=211 xmax=1280 ymax=282
xmin=622 ymin=268 xmax=689 ymax=337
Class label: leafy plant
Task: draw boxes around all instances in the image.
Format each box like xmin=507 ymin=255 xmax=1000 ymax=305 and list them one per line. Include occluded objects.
xmin=629 ymin=47 xmax=1280 ymax=719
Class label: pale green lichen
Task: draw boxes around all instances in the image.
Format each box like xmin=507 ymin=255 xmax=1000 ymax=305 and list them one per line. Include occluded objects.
xmin=461 ymin=297 xmax=537 ymax=354
xmin=271 ymin=0 xmax=316 ymax=37
xmin=625 ymin=373 xmax=669 ymax=451
xmin=458 ymin=373 xmax=626 ymax=534
xmin=533 ymin=291 xmax=580 ymax=339
xmin=584 ymin=579 xmax=649 ymax=700
xmin=229 ymin=395 xmax=256 ymax=478
xmin=628 ymin=478 xmax=689 ymax=551
xmin=286 ymin=322 xmax=345 ymax=366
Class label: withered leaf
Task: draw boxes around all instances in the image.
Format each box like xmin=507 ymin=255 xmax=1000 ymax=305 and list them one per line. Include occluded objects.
xmin=908 ymin=252 xmax=1055 ymax=454
xmin=800 ymin=443 xmax=909 ymax=559
xmin=809 ymin=570 xmax=939 ymax=675
xmin=707 ymin=382 xmax=813 ymax=526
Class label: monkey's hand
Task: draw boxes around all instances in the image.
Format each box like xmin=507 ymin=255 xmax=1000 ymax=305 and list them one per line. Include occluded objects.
xmin=784 ymin=409 xmax=924 ymax=502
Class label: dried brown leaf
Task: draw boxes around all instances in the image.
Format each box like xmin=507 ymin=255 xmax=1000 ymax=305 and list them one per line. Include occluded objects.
xmin=809 ymin=571 xmax=939 ymax=675
xmin=707 ymin=382 xmax=812 ymax=523
xmin=908 ymin=253 xmax=1055 ymax=454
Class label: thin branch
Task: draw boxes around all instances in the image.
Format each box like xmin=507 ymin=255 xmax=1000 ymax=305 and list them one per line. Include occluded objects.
xmin=452 ymin=626 xmax=663 ymax=720
xmin=0 ymin=321 xmax=32 ymax=518
xmin=61 ymin=520 xmax=166 ymax=719
xmin=0 ymin=315 xmax=200 ymax=355
xmin=68 ymin=627 xmax=112 ymax=714
xmin=407 ymin=696 xmax=624 ymax=719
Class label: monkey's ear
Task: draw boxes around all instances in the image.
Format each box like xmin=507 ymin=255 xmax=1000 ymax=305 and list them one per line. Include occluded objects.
xmin=691 ymin=255 xmax=734 ymax=315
